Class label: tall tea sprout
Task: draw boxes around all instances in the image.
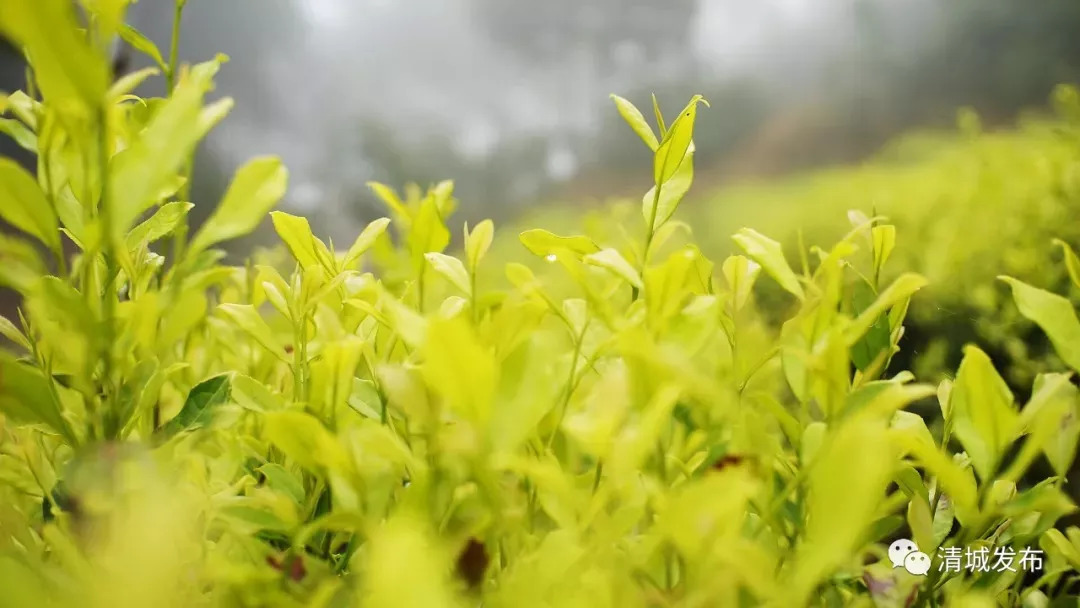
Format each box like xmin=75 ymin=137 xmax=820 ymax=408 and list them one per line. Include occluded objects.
xmin=611 ymin=93 xmax=708 ymax=293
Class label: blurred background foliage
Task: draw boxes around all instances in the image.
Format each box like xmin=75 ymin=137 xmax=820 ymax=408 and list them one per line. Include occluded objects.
xmin=2 ymin=0 xmax=1080 ymax=386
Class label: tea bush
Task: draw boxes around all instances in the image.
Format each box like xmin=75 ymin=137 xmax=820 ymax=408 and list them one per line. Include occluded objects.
xmin=509 ymin=94 xmax=1080 ymax=393
xmin=0 ymin=1 xmax=1079 ymax=607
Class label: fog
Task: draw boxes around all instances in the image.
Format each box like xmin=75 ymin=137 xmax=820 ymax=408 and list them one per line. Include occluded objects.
xmin=114 ymin=0 xmax=1079 ymax=242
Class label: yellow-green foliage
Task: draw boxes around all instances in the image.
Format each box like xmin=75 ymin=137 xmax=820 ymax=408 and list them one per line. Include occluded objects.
xmin=518 ymin=95 xmax=1080 ymax=389
xmin=1 ymin=1 xmax=1079 ymax=607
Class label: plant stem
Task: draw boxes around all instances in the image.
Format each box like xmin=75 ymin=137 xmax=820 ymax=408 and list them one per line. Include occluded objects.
xmin=166 ymin=0 xmax=191 ymax=274
xmin=546 ymin=328 xmax=585 ymax=451
xmin=96 ymin=104 xmax=117 ymax=442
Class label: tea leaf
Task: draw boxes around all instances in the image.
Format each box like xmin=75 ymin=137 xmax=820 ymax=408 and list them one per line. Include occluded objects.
xmin=0 ymin=315 xmax=31 ymax=351
xmin=871 ymin=224 xmax=896 ymax=278
xmin=610 ymin=94 xmax=659 ymax=151
xmin=0 ymin=118 xmax=36 ymax=152
xmin=583 ymin=248 xmax=643 ymax=289
xmin=846 ymin=273 xmax=927 ymax=345
xmin=519 ymin=229 xmax=600 ymax=258
xmin=217 ymin=303 xmax=290 ymax=363
xmin=270 ymin=211 xmax=323 ymax=270
xmin=425 ymin=252 xmax=471 ymax=295
xmin=0 ymin=159 xmax=59 ymax=251
xmin=108 ymin=67 xmax=159 ymax=100
xmin=642 ymin=145 xmax=694 ymax=231
xmin=125 ymin=201 xmax=193 ymax=250
xmin=367 ymin=181 xmax=411 ymax=224
xmin=1022 ymin=373 xmax=1080 ymax=477
xmin=651 ymin=92 xmax=667 ymax=138
xmin=422 ymin=318 xmax=496 ymax=426
xmin=465 ymin=219 xmax=494 ymax=271
xmin=792 ymin=418 xmax=893 ymax=601
xmin=408 ymin=196 xmax=451 ymax=269
xmin=721 ymin=255 xmax=761 ymax=311
xmin=118 ymin=23 xmax=167 ymax=71
xmin=950 ymin=345 xmax=1018 ymax=481
xmin=0 ymin=0 xmax=108 ymax=110
xmin=189 ymin=157 xmax=288 ymax=255
xmin=653 ymin=95 xmax=706 ymax=185
xmin=108 ymin=55 xmax=226 ymax=240
xmin=161 ymin=374 xmax=231 ymax=437
xmin=232 ymin=373 xmax=284 ymax=413
xmin=263 ymin=410 xmax=350 ymax=475
xmin=1054 ymin=239 xmax=1080 ymax=290
xmin=0 ymin=354 xmax=78 ymax=445
xmin=849 ymin=279 xmax=891 ymax=371
xmin=343 ymin=217 xmax=391 ymax=269
xmin=732 ymin=228 xmax=804 ymax=300
xmin=999 ymin=276 xmax=1080 ymax=372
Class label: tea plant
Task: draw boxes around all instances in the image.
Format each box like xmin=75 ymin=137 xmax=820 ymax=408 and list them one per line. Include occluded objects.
xmin=0 ymin=1 xmax=1077 ymax=607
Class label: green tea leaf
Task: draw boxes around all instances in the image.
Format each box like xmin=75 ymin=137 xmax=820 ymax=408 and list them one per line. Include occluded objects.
xmin=519 ymin=229 xmax=600 ymax=258
xmin=408 ymin=195 xmax=450 ymax=270
xmin=257 ymin=463 xmax=305 ymax=506
xmin=722 ymin=255 xmax=761 ymax=311
xmin=217 ymin=303 xmax=290 ymax=363
xmin=0 ymin=0 xmax=108 ymax=110
xmin=0 ymin=159 xmax=59 ymax=251
xmin=107 ymin=66 xmax=159 ymax=100
xmin=0 ymin=118 xmax=36 ymax=152
xmin=999 ymin=276 xmax=1080 ymax=372
xmin=871 ymin=224 xmax=896 ymax=278
xmin=0 ymin=354 xmax=78 ymax=445
xmin=653 ymin=95 xmax=706 ymax=185
xmin=849 ymin=279 xmax=891 ymax=371
xmin=1054 ymin=239 xmax=1080 ymax=290
xmin=108 ymin=55 xmax=226 ymax=240
xmin=161 ymin=374 xmax=231 ymax=437
xmin=118 ymin=23 xmax=167 ymax=71
xmin=732 ymin=228 xmax=804 ymax=300
xmin=422 ymin=318 xmax=497 ymax=426
xmin=424 ymin=252 xmax=471 ymax=295
xmin=343 ymin=217 xmax=391 ymax=269
xmin=950 ymin=345 xmax=1018 ymax=481
xmin=583 ymin=248 xmax=643 ymax=289
xmin=270 ymin=211 xmax=322 ymax=269
xmin=125 ymin=201 xmax=193 ymax=250
xmin=367 ymin=181 xmax=411 ymax=224
xmin=642 ymin=145 xmax=694 ymax=231
xmin=846 ymin=273 xmax=927 ymax=346
xmin=651 ymin=92 xmax=667 ymax=138
xmin=610 ymin=94 xmax=659 ymax=151
xmin=189 ymin=157 xmax=288 ymax=255
xmin=465 ymin=219 xmax=494 ymax=271
xmin=1022 ymin=373 xmax=1080 ymax=477
xmin=263 ymin=410 xmax=350 ymax=475
xmin=0 ymin=315 xmax=31 ymax=351
xmin=792 ymin=418 xmax=893 ymax=601
xmin=231 ymin=374 xmax=284 ymax=413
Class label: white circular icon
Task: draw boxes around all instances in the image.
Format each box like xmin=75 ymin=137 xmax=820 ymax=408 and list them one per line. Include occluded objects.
xmin=904 ymin=551 xmax=932 ymax=576
xmin=888 ymin=538 xmax=919 ymax=569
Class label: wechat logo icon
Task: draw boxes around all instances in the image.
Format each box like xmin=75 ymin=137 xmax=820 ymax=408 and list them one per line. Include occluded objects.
xmin=888 ymin=538 xmax=931 ymax=576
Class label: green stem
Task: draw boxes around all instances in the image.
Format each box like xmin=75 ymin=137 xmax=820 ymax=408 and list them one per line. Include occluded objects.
xmin=166 ymin=0 xmax=191 ymax=274
xmin=546 ymin=329 xmax=585 ymax=451
xmin=634 ymin=182 xmax=664 ymax=302
xmin=164 ymin=2 xmax=184 ymax=95
xmin=470 ymin=270 xmax=479 ymax=325
xmin=96 ymin=105 xmax=116 ymax=441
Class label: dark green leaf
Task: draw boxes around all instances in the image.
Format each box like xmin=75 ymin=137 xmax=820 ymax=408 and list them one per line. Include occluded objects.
xmin=161 ymin=374 xmax=232 ymax=437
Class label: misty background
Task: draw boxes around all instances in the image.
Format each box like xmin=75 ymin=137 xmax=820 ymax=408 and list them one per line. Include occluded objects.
xmin=3 ymin=0 xmax=1080 ymax=245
